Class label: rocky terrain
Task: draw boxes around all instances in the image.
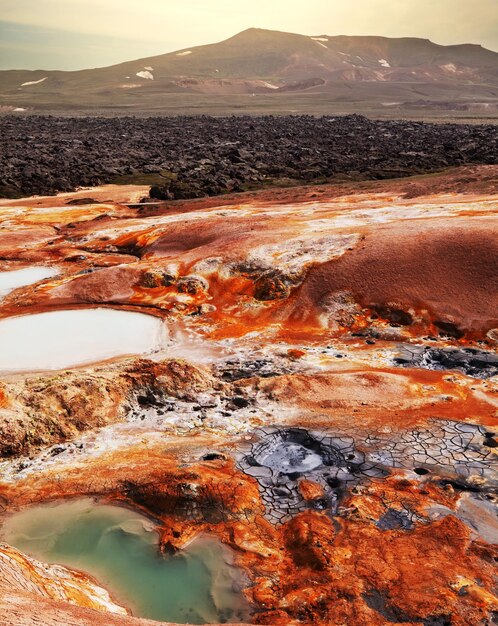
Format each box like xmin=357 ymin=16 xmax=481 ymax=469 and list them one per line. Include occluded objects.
xmin=1 ymin=114 xmax=497 ymax=199
xmin=0 ymin=165 xmax=496 ymax=626
xmin=1 ymin=29 xmax=497 ymax=115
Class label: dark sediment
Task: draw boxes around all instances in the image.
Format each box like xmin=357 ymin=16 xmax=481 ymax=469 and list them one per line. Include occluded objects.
xmin=394 ymin=345 xmax=498 ymax=378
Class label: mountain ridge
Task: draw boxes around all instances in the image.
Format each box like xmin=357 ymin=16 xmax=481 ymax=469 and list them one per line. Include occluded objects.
xmin=1 ymin=27 xmax=497 ymax=115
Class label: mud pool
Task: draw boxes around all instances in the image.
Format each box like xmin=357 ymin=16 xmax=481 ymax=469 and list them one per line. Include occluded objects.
xmin=0 ymin=308 xmax=168 ymax=372
xmin=1 ymin=499 xmax=249 ymax=624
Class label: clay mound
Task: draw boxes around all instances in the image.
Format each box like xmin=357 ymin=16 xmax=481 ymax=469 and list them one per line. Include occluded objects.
xmin=145 ymin=217 xmax=260 ymax=259
xmin=292 ymin=216 xmax=498 ymax=335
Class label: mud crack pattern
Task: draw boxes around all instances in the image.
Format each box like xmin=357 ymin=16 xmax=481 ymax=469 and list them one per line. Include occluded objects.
xmin=238 ymin=422 xmax=497 ymax=524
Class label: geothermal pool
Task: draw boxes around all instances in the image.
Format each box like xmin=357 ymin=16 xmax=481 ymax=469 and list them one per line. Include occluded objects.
xmin=0 ymin=266 xmax=58 ymax=298
xmin=2 ymin=499 xmax=248 ymax=624
xmin=0 ymin=308 xmax=168 ymax=372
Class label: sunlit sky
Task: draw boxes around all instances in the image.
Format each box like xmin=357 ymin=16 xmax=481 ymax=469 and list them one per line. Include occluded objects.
xmin=1 ymin=0 xmax=497 ymax=70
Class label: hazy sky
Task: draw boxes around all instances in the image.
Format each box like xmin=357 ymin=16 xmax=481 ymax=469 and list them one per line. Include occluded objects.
xmin=1 ymin=0 xmax=497 ymax=70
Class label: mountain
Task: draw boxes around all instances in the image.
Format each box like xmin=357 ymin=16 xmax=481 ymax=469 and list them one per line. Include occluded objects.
xmin=1 ymin=28 xmax=497 ymax=116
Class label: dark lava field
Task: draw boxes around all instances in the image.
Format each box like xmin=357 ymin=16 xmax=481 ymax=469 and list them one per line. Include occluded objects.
xmin=1 ymin=114 xmax=497 ymax=198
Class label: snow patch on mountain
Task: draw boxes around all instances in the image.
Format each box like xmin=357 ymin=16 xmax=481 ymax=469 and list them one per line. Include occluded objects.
xmin=21 ymin=77 xmax=47 ymax=87
xmin=442 ymin=63 xmax=458 ymax=73
xmin=136 ymin=70 xmax=154 ymax=80
xmin=378 ymin=59 xmax=391 ymax=67
xmin=177 ymin=51 xmax=193 ymax=56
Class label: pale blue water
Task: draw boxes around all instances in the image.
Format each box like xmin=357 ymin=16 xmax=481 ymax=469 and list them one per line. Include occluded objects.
xmin=2 ymin=499 xmax=249 ymax=624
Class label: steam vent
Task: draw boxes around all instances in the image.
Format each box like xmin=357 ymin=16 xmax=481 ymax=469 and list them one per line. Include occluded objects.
xmin=0 ymin=165 xmax=497 ymax=626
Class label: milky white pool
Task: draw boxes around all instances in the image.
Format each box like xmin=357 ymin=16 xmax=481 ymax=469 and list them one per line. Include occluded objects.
xmin=0 ymin=266 xmax=58 ymax=298
xmin=0 ymin=308 xmax=168 ymax=372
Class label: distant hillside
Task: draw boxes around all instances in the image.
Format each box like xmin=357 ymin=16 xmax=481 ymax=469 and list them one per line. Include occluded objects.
xmin=1 ymin=28 xmax=497 ymax=116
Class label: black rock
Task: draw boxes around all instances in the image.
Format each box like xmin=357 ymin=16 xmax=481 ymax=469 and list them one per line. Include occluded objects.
xmin=1 ymin=114 xmax=497 ymax=198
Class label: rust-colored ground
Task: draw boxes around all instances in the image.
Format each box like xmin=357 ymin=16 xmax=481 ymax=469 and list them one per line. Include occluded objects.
xmin=0 ymin=166 xmax=496 ymax=626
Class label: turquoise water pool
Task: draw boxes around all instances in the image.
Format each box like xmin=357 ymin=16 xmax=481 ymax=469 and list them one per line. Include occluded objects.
xmin=1 ymin=498 xmax=249 ymax=624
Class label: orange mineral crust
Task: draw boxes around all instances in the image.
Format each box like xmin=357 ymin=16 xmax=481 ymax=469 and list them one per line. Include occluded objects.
xmin=0 ymin=443 xmax=496 ymax=626
xmin=0 ymin=166 xmax=495 ymax=342
xmin=0 ymin=166 xmax=496 ymax=626
xmin=250 ymin=366 xmax=498 ymax=430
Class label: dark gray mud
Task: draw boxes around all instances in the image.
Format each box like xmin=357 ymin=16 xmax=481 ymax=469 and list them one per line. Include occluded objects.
xmin=394 ymin=345 xmax=498 ymax=378
xmin=238 ymin=424 xmax=497 ymax=524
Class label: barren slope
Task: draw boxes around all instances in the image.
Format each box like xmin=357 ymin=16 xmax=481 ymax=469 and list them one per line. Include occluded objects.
xmin=1 ymin=28 xmax=497 ymax=113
